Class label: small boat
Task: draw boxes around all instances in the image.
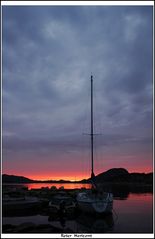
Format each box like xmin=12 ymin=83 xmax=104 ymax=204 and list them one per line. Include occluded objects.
xmin=49 ymin=192 xmax=76 ymax=214
xmin=76 ymin=75 xmax=113 ymax=214
xmin=3 ymin=195 xmax=41 ymax=216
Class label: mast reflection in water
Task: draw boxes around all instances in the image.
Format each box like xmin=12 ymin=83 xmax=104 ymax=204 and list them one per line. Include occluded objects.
xmin=3 ymin=193 xmax=153 ymax=233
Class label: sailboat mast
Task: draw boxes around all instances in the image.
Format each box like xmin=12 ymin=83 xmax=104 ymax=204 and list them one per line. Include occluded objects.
xmin=91 ymin=75 xmax=95 ymax=178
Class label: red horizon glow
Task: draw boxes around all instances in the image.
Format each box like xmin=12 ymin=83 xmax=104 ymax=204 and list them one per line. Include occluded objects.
xmin=3 ymin=165 xmax=153 ymax=181
xmin=3 ymin=172 xmax=89 ymax=181
xmin=3 ymin=152 xmax=153 ymax=181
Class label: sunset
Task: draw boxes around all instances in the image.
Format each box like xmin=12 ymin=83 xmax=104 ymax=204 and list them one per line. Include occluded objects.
xmin=3 ymin=153 xmax=153 ymax=181
xmin=1 ymin=2 xmax=153 ymax=236
xmin=2 ymin=5 xmax=153 ymax=181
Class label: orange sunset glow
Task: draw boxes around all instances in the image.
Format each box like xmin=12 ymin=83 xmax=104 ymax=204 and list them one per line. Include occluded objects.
xmin=2 ymin=5 xmax=153 ymax=184
xmin=3 ymin=149 xmax=153 ymax=181
xmin=3 ymin=156 xmax=153 ymax=181
xmin=25 ymin=174 xmax=87 ymax=182
xmin=1 ymin=4 xmax=153 ymax=236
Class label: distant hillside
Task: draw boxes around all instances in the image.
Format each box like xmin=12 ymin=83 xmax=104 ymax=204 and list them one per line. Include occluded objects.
xmin=129 ymin=172 xmax=153 ymax=184
xmin=2 ymin=174 xmax=34 ymax=183
xmin=2 ymin=175 xmax=74 ymax=184
xmin=2 ymin=168 xmax=153 ymax=184
xmin=80 ymin=168 xmax=153 ymax=184
xmin=95 ymin=168 xmax=130 ymax=182
xmin=87 ymin=168 xmax=153 ymax=184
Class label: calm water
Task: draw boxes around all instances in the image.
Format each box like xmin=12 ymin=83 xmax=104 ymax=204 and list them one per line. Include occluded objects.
xmin=3 ymin=182 xmax=91 ymax=190
xmin=3 ymin=192 xmax=153 ymax=233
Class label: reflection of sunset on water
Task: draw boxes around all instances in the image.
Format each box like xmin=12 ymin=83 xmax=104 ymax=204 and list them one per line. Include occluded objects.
xmin=114 ymin=193 xmax=153 ymax=214
xmin=19 ymin=183 xmax=92 ymax=190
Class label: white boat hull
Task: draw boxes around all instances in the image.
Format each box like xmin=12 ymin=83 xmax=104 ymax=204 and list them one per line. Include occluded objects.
xmin=77 ymin=192 xmax=113 ymax=214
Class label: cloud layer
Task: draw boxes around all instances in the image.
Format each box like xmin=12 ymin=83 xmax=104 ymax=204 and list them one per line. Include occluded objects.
xmin=2 ymin=6 xmax=153 ymax=179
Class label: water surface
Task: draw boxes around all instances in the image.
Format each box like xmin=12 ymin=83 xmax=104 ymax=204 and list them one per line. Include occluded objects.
xmin=3 ymin=182 xmax=91 ymax=190
xmin=3 ymin=193 xmax=153 ymax=233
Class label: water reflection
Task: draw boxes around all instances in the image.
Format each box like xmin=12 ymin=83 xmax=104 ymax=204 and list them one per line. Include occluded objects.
xmin=2 ymin=193 xmax=153 ymax=233
xmin=48 ymin=211 xmax=114 ymax=233
xmin=76 ymin=213 xmax=114 ymax=233
xmin=113 ymin=191 xmax=130 ymax=200
xmin=3 ymin=183 xmax=91 ymax=190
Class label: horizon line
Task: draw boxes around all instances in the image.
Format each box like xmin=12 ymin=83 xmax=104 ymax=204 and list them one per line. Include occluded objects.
xmin=2 ymin=168 xmax=153 ymax=182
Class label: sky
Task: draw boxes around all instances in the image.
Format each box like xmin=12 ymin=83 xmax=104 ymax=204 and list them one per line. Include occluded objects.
xmin=2 ymin=5 xmax=153 ymax=180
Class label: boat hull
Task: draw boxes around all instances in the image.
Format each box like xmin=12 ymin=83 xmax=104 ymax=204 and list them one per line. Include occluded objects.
xmin=2 ymin=197 xmax=41 ymax=216
xmin=49 ymin=194 xmax=76 ymax=215
xmin=77 ymin=201 xmax=113 ymax=214
xmin=77 ymin=192 xmax=113 ymax=214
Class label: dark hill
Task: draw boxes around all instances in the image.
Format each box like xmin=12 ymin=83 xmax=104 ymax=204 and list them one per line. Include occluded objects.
xmin=2 ymin=174 xmax=34 ymax=183
xmin=85 ymin=168 xmax=153 ymax=184
xmin=94 ymin=168 xmax=130 ymax=183
xmin=130 ymin=172 xmax=153 ymax=184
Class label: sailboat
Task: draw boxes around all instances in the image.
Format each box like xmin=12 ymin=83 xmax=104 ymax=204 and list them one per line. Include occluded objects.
xmin=76 ymin=75 xmax=113 ymax=214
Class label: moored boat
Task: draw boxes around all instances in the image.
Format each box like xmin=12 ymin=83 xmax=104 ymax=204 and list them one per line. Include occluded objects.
xmin=76 ymin=75 xmax=113 ymax=214
xmin=49 ymin=192 xmax=76 ymax=214
xmin=3 ymin=196 xmax=41 ymax=215
xmin=77 ymin=190 xmax=113 ymax=214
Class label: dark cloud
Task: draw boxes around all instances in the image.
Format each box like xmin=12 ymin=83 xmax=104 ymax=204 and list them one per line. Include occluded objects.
xmin=2 ymin=5 xmax=153 ymax=174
